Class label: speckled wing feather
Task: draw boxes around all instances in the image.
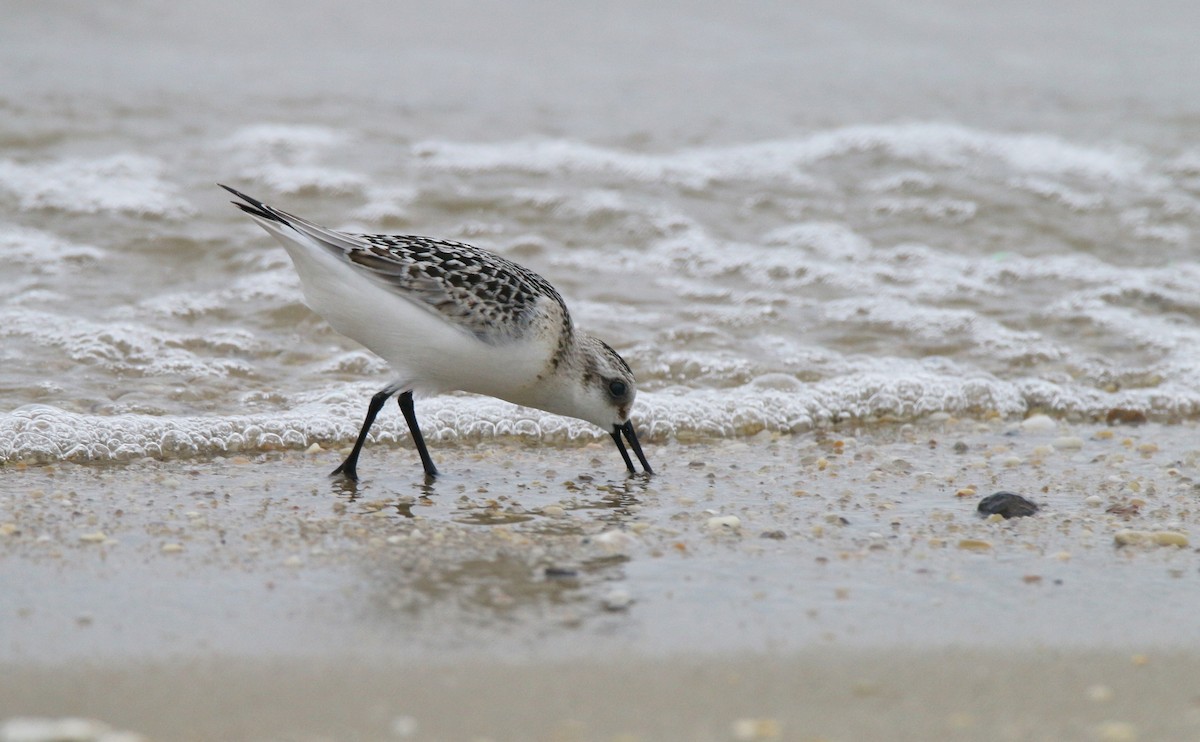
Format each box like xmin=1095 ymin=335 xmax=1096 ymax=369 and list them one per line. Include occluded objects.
xmin=345 ymin=233 xmax=573 ymax=344
xmin=220 ymin=185 xmax=570 ymax=344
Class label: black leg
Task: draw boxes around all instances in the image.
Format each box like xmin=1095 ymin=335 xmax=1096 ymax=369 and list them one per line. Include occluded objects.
xmin=331 ymin=389 xmax=393 ymax=481
xmin=398 ymin=390 xmax=438 ymax=478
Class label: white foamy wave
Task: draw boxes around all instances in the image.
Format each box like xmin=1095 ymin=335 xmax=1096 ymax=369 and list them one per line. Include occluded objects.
xmin=819 ymin=297 xmax=1064 ymax=365
xmin=236 ymin=162 xmax=367 ymax=196
xmin=352 ymin=184 xmax=419 ymax=222
xmin=1118 ymin=208 xmax=1192 ymax=245
xmin=415 ymin=123 xmax=1155 ymax=188
xmin=0 ymin=154 xmax=192 ymax=216
xmin=222 ymin=123 xmax=366 ymax=196
xmin=552 ymin=212 xmax=1200 ymax=383
xmin=222 ymin=123 xmax=350 ymax=153
xmin=5 ymin=370 xmax=1194 ymax=465
xmin=0 ymin=224 xmax=106 ymax=301
xmin=0 ymin=223 xmax=106 ymax=274
xmin=0 ymin=307 xmax=263 ymax=379
xmin=1010 ymin=176 xmax=1106 ymax=212
xmin=128 ymin=267 xmax=301 ymax=320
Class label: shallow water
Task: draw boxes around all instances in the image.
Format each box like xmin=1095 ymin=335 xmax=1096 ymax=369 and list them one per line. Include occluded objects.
xmin=2 ymin=1 xmax=1200 ymax=465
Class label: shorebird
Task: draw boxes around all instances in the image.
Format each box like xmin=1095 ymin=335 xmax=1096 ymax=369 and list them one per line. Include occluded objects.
xmin=220 ymin=185 xmax=652 ymax=480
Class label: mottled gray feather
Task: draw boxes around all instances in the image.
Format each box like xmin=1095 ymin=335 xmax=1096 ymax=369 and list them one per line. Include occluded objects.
xmin=227 ymin=185 xmax=574 ymax=345
xmin=346 ymin=233 xmax=572 ymax=344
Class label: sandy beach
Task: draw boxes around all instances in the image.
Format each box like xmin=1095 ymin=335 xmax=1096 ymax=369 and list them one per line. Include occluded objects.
xmin=5 ymin=2 xmax=1200 ymax=738
xmin=4 ymin=417 xmax=1200 ymax=740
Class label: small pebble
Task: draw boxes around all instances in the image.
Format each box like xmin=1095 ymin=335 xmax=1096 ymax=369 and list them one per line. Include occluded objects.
xmin=730 ymin=718 xmax=782 ymax=741
xmin=1113 ymin=530 xmax=1189 ymax=548
xmin=1113 ymin=530 xmax=1147 ymax=546
xmin=0 ymin=717 xmax=146 ymax=742
xmin=957 ymin=539 xmax=992 ymax=551
xmin=594 ymin=530 xmax=638 ymax=553
xmin=1020 ymin=414 xmax=1057 ymax=433
xmin=1105 ymin=408 xmax=1147 ymax=426
xmin=160 ymin=543 xmax=184 ymax=554
xmin=78 ymin=532 xmax=107 ymax=544
xmin=1105 ymin=502 xmax=1140 ymax=518
xmin=1053 ymin=436 xmax=1085 ymax=450
xmin=759 ymin=530 xmax=786 ymax=540
xmin=977 ymin=492 xmax=1038 ymax=519
xmin=1084 ymin=495 xmax=1103 ymax=506
xmin=1094 ymin=720 xmax=1138 ymax=742
xmin=706 ymin=515 xmax=742 ymax=532
xmin=602 ymin=588 xmax=634 ymax=611
xmin=1152 ymin=531 xmax=1189 ymax=547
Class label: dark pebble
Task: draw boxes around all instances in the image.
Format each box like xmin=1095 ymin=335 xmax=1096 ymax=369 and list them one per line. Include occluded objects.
xmin=953 ymin=441 xmax=969 ymax=454
xmin=760 ymin=530 xmax=787 ymax=540
xmin=977 ymin=491 xmax=1039 ymax=519
xmin=1105 ymin=408 xmax=1148 ymax=426
xmin=544 ymin=566 xmax=580 ymax=579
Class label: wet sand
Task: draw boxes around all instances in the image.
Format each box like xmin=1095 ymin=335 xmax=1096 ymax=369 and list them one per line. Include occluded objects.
xmin=3 ymin=417 xmax=1200 ymax=740
xmin=5 ymin=650 xmax=1200 ymax=741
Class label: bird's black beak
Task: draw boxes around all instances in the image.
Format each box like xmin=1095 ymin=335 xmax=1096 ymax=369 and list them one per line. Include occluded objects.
xmin=611 ymin=420 xmax=653 ymax=475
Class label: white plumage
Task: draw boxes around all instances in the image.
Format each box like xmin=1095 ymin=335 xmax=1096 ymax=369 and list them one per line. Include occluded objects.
xmin=221 ymin=184 xmax=652 ymax=480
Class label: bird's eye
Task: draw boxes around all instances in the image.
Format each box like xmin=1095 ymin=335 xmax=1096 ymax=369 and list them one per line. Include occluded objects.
xmin=608 ymin=380 xmax=627 ymax=397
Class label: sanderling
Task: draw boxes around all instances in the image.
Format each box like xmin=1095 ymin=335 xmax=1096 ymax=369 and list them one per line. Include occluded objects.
xmin=220 ymin=185 xmax=652 ymax=480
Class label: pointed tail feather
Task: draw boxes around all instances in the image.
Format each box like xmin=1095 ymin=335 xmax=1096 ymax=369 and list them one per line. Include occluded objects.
xmin=218 ymin=183 xmax=290 ymax=224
